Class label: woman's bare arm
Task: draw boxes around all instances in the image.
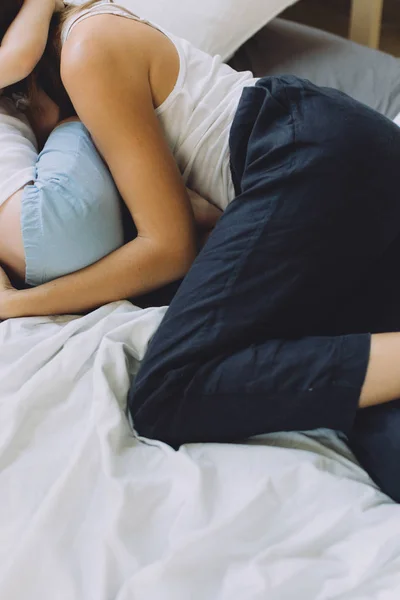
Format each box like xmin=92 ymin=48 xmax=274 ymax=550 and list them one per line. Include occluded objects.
xmin=0 ymin=16 xmax=198 ymax=317
xmin=0 ymin=0 xmax=59 ymax=90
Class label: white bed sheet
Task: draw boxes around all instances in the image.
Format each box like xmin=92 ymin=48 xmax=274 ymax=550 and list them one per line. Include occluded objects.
xmin=1 ymin=301 xmax=400 ymax=599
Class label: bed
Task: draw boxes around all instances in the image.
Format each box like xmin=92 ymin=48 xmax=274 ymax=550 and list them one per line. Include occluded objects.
xmin=2 ymin=19 xmax=400 ymax=600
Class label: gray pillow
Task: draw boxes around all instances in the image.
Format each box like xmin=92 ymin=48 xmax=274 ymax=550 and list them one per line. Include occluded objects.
xmin=229 ymin=18 xmax=400 ymax=120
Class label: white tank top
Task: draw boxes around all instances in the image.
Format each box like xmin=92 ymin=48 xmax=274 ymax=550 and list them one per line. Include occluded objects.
xmin=61 ymin=0 xmax=259 ymax=210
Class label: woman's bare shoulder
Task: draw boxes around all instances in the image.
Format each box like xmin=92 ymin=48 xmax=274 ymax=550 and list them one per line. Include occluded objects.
xmin=60 ymin=13 xmax=179 ymax=110
xmin=61 ymin=12 xmax=162 ymax=74
xmin=59 ymin=15 xmax=151 ymax=101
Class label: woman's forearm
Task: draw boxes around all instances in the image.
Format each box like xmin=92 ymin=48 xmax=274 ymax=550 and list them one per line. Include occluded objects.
xmin=4 ymin=237 xmax=196 ymax=317
xmin=0 ymin=0 xmax=56 ymax=89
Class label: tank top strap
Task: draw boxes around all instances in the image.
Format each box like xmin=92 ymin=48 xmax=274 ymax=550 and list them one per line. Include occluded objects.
xmin=60 ymin=0 xmax=187 ymax=109
xmin=61 ymin=0 xmax=151 ymax=45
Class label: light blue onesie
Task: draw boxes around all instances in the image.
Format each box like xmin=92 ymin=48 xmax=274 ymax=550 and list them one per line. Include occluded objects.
xmin=22 ymin=121 xmax=127 ymax=286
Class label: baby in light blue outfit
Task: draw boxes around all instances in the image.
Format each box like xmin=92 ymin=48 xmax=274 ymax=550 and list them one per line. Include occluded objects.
xmin=22 ymin=120 xmax=127 ymax=286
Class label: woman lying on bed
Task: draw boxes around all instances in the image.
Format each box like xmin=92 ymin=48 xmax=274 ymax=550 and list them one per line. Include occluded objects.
xmin=2 ymin=0 xmax=400 ymax=502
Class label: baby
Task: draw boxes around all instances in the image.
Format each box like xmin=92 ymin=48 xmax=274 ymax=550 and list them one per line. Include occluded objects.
xmin=0 ymin=0 xmax=126 ymax=288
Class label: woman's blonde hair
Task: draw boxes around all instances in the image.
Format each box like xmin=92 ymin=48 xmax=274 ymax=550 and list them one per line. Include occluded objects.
xmin=60 ymin=0 xmax=106 ymax=26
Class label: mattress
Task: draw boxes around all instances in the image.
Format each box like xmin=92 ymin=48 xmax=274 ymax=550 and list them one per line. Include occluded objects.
xmin=2 ymin=20 xmax=400 ymax=600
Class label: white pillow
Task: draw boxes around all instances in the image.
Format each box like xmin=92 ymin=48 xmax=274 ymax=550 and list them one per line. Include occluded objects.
xmin=70 ymin=0 xmax=298 ymax=60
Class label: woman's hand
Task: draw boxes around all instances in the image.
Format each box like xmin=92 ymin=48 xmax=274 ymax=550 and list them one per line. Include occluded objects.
xmin=187 ymin=188 xmax=223 ymax=230
xmin=186 ymin=188 xmax=223 ymax=249
xmin=0 ymin=265 xmax=17 ymax=320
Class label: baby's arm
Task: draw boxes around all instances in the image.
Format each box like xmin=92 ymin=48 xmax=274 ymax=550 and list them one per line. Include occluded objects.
xmin=0 ymin=0 xmax=59 ymax=90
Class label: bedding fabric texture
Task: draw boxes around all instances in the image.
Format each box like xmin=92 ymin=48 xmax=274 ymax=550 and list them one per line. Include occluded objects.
xmin=69 ymin=0 xmax=299 ymax=60
xmin=2 ymin=302 xmax=400 ymax=600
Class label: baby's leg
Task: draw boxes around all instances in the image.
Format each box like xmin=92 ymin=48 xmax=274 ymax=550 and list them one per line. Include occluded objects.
xmin=21 ymin=121 xmax=126 ymax=286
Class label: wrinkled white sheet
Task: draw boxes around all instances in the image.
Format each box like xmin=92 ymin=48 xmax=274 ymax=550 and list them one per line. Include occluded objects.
xmin=1 ymin=301 xmax=400 ymax=600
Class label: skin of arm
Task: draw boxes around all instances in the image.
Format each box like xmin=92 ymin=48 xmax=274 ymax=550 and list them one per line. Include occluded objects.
xmin=187 ymin=189 xmax=222 ymax=231
xmin=0 ymin=0 xmax=60 ymax=90
xmin=0 ymin=16 xmax=199 ymax=317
